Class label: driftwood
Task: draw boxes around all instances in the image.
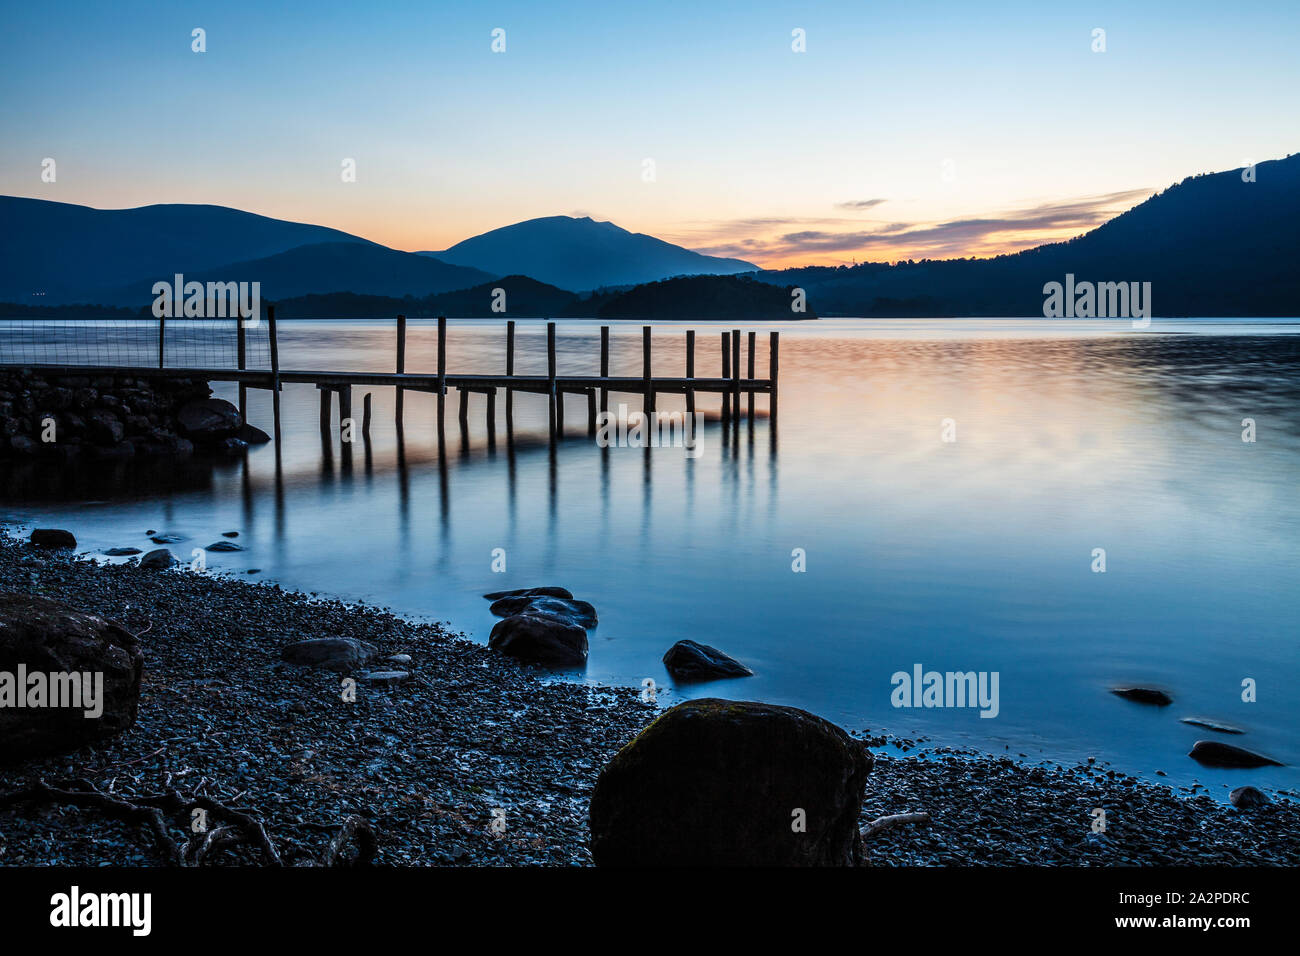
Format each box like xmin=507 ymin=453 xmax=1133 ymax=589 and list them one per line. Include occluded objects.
xmin=861 ymin=811 xmax=932 ymax=839
xmin=0 ymin=777 xmax=373 ymax=867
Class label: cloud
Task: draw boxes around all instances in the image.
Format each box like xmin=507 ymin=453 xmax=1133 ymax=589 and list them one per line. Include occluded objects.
xmin=834 ymin=198 xmax=888 ymax=210
xmin=679 ymin=189 xmax=1153 ymax=265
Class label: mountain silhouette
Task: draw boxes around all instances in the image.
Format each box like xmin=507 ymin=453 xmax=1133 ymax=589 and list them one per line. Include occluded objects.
xmin=755 ymin=154 xmax=1300 ymax=316
xmin=424 ymin=215 xmax=758 ymax=292
xmin=102 ymin=241 xmax=494 ymax=306
xmin=0 ymin=197 xmax=378 ymax=304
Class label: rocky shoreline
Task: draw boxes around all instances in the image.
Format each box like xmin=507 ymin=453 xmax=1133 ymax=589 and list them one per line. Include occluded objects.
xmin=1 ymin=529 xmax=1296 ymax=866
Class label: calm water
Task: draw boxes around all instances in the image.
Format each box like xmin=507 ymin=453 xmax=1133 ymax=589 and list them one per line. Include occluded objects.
xmin=5 ymin=317 xmax=1299 ymax=799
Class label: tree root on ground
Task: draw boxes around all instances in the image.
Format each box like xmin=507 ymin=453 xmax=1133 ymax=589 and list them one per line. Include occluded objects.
xmin=0 ymin=777 xmax=375 ymax=867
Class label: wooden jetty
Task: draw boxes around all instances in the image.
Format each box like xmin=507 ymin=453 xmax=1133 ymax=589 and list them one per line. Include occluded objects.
xmin=12 ymin=310 xmax=779 ymax=444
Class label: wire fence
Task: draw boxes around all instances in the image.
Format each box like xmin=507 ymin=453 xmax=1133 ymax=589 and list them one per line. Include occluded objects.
xmin=0 ymin=318 xmax=271 ymax=370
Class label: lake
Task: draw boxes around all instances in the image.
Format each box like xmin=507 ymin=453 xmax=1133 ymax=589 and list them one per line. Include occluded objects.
xmin=4 ymin=317 xmax=1298 ymax=799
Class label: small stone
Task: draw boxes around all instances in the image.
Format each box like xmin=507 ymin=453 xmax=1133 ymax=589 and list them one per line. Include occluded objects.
xmin=139 ymin=548 xmax=176 ymax=569
xmin=222 ymin=531 xmax=239 ymax=538
xmin=150 ymin=533 xmax=186 ymax=544
xmin=1229 ymin=785 xmax=1269 ymax=809
xmin=1180 ymin=716 xmax=1245 ymax=735
xmin=104 ymin=547 xmax=142 ymax=556
xmin=280 ymin=637 xmax=378 ymax=671
xmin=206 ymin=541 xmax=244 ymax=552
xmin=1111 ymin=687 xmax=1173 ymax=706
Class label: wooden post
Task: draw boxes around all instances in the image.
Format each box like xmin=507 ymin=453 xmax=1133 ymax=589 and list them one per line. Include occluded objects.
xmin=436 ymin=315 xmax=447 ymax=436
xmin=599 ymin=325 xmax=609 ymax=414
xmin=236 ymin=312 xmax=247 ymax=422
xmin=157 ymin=315 xmax=166 ymax=369
xmin=268 ymin=306 xmax=281 ymax=444
xmin=338 ymin=386 xmax=352 ymax=440
xmin=486 ymin=388 xmax=497 ymax=442
xmin=686 ymin=329 xmax=695 ymax=416
xmin=731 ymin=328 xmax=741 ymax=414
xmin=505 ymin=319 xmax=515 ymax=427
xmin=395 ymin=314 xmax=406 ymax=422
xmin=642 ymin=325 xmax=654 ymax=414
xmin=587 ymin=388 xmax=597 ymax=435
xmin=458 ymin=388 xmax=469 ymax=430
xmin=769 ymin=330 xmax=779 ymax=421
xmin=362 ymin=392 xmax=372 ymax=439
xmin=319 ymin=387 xmax=332 ymax=435
xmin=747 ymin=330 xmax=756 ymax=420
xmin=721 ymin=331 xmax=731 ymax=420
xmin=547 ymin=321 xmax=557 ymax=436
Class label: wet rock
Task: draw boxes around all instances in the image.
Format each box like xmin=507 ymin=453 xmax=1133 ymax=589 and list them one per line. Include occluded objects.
xmin=237 ymin=423 xmax=271 ymax=444
xmin=150 ymin=533 xmax=186 ymax=544
xmin=86 ymin=409 xmax=124 ymax=446
xmin=30 ymin=529 xmax=76 ymax=550
xmin=280 ymin=637 xmax=378 ymax=672
xmin=205 ymin=541 xmax=244 ymax=552
xmin=1230 ymin=786 xmax=1270 ymax=809
xmin=489 ymin=610 xmax=588 ymax=666
xmin=488 ymin=594 xmax=597 ymax=627
xmin=222 ymin=531 xmax=239 ymax=538
xmin=177 ymin=398 xmax=242 ymax=442
xmin=214 ymin=436 xmax=249 ymax=454
xmin=1180 ymin=716 xmax=1245 ymax=735
xmin=483 ymin=586 xmax=573 ymax=601
xmin=662 ymin=639 xmax=754 ymax=682
xmin=1111 ymin=687 xmax=1173 ymax=706
xmin=1188 ymin=740 xmax=1282 ymax=768
xmin=590 ymin=699 xmax=872 ymax=866
xmin=103 ymin=548 xmax=142 ymax=556
xmin=360 ymin=670 xmax=410 ymax=686
xmin=139 ymin=548 xmax=176 ymax=569
xmin=0 ymin=592 xmax=144 ymax=762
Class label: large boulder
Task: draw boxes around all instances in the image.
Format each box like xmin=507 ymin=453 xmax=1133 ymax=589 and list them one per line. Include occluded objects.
xmin=280 ymin=637 xmax=377 ymax=672
xmin=30 ymin=528 xmax=76 ymax=549
xmin=0 ymin=593 xmax=144 ymax=762
xmin=489 ymin=609 xmax=588 ymax=666
xmin=589 ymin=699 xmax=872 ymax=866
xmin=488 ymin=594 xmax=597 ymax=628
xmin=662 ymin=639 xmax=753 ymax=682
xmin=177 ymin=398 xmax=242 ymax=443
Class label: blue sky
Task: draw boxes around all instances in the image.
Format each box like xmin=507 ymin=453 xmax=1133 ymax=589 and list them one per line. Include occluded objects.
xmin=2 ymin=0 xmax=1297 ymax=265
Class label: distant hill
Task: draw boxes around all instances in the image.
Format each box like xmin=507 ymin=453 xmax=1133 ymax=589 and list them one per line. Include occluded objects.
xmin=0 ymin=197 xmax=379 ymax=304
xmin=269 ymin=274 xmax=575 ymax=318
xmin=422 ymin=216 xmax=758 ymax=292
xmin=102 ymin=241 xmax=494 ymax=307
xmin=754 ymin=154 xmax=1300 ymax=316
xmin=587 ymin=274 xmax=814 ymax=320
xmin=267 ymin=273 xmax=810 ymax=320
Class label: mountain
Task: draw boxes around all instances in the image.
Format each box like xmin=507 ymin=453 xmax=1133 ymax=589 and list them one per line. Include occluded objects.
xmin=102 ymin=241 xmax=494 ymax=307
xmin=754 ymin=154 xmax=1300 ymax=316
xmin=423 ymin=216 xmax=758 ymax=292
xmin=0 ymin=197 xmax=379 ymax=304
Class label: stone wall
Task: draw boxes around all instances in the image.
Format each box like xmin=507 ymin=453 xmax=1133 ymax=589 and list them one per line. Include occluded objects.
xmin=0 ymin=369 xmax=213 ymax=460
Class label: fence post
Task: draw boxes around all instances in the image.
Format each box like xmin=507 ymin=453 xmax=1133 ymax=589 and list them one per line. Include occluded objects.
xmin=686 ymin=329 xmax=695 ymax=416
xmin=747 ymin=330 xmax=756 ymax=420
xmin=547 ymin=321 xmax=557 ymax=436
xmin=236 ymin=312 xmax=247 ymax=421
xmin=643 ymin=325 xmax=654 ymax=414
xmin=268 ymin=305 xmax=281 ymax=444
xmin=769 ymin=330 xmax=779 ymax=421
xmin=395 ymin=314 xmax=406 ymax=422
xmin=721 ymin=331 xmax=731 ymax=420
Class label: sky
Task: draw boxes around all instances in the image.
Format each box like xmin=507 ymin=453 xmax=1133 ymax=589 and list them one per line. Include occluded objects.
xmin=2 ymin=0 xmax=1297 ymax=268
